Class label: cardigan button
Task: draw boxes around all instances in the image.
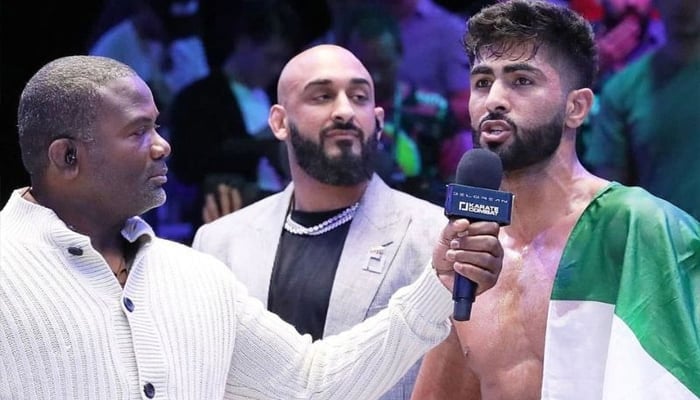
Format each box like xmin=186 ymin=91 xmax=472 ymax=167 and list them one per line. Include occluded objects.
xmin=67 ymin=247 xmax=83 ymax=256
xmin=143 ymin=382 xmax=155 ymax=398
xmin=123 ymin=297 xmax=135 ymax=313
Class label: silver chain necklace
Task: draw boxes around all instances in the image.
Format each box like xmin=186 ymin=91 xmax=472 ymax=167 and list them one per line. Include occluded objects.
xmin=284 ymin=202 xmax=360 ymax=236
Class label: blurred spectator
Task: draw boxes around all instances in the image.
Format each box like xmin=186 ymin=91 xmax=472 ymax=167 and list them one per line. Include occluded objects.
xmin=372 ymin=0 xmax=473 ymax=133
xmin=168 ymin=0 xmax=300 ymax=242
xmin=308 ymin=0 xmax=371 ymax=46
xmin=583 ymin=0 xmax=700 ymax=220
xmin=571 ymin=0 xmax=665 ymax=162
xmin=311 ymin=0 xmax=472 ymax=134
xmin=88 ymin=0 xmax=209 ymax=119
xmin=342 ymin=5 xmax=464 ymax=204
xmin=571 ymin=0 xmax=666 ymax=90
xmin=430 ymin=0 xmax=497 ymax=18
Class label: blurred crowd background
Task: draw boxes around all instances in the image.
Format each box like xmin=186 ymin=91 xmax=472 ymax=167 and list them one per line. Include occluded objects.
xmin=3 ymin=0 xmax=697 ymax=244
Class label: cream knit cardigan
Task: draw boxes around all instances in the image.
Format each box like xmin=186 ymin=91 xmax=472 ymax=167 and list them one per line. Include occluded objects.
xmin=0 ymin=189 xmax=453 ymax=399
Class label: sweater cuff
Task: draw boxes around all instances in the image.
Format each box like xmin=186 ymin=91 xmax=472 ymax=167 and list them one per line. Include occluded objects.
xmin=392 ymin=263 xmax=453 ymax=341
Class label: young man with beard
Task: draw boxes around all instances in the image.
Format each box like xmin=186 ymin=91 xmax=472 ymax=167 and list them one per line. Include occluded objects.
xmin=192 ymin=44 xmax=451 ymax=400
xmin=1 ymin=54 xmax=504 ymax=399
xmin=410 ymin=1 xmax=700 ymax=399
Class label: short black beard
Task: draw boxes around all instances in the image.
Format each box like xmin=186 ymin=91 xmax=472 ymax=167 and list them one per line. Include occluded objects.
xmin=473 ymin=109 xmax=565 ymax=172
xmin=289 ymin=122 xmax=377 ymax=185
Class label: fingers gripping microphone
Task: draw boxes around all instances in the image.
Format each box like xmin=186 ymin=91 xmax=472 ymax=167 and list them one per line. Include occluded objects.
xmin=444 ymin=148 xmax=513 ymax=321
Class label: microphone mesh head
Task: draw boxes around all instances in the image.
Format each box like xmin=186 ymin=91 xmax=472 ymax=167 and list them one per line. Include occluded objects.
xmin=455 ymin=148 xmax=503 ymax=190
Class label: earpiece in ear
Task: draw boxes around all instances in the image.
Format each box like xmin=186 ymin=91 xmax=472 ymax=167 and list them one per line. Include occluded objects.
xmin=65 ymin=148 xmax=77 ymax=165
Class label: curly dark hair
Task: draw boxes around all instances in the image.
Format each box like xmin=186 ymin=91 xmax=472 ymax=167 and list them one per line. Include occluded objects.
xmin=464 ymin=0 xmax=598 ymax=89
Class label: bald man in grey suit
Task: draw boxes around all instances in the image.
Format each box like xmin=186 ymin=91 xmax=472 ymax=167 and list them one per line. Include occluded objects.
xmin=193 ymin=45 xmax=447 ymax=400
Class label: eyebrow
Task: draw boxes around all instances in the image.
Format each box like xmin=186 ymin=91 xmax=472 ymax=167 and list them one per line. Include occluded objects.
xmin=126 ymin=115 xmax=159 ymax=129
xmin=303 ymin=77 xmax=371 ymax=91
xmin=471 ymin=63 xmax=542 ymax=76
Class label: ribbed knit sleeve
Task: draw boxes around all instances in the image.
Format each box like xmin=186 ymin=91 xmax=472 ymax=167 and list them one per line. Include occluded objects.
xmin=225 ymin=266 xmax=452 ymax=399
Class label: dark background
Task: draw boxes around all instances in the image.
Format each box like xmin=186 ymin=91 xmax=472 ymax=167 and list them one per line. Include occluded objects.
xmin=2 ymin=2 xmax=104 ymax=205
xmin=0 ymin=0 xmax=479 ymax=207
xmin=0 ymin=1 xmax=320 ymax=206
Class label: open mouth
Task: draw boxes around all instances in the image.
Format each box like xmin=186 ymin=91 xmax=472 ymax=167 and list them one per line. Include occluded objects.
xmin=480 ymin=120 xmax=513 ymax=143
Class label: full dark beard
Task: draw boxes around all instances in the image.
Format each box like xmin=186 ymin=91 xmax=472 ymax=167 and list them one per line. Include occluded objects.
xmin=289 ymin=122 xmax=377 ymax=185
xmin=473 ymin=109 xmax=566 ymax=172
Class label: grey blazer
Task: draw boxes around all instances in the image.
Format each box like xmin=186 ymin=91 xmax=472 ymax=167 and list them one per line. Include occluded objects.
xmin=193 ymin=174 xmax=447 ymax=400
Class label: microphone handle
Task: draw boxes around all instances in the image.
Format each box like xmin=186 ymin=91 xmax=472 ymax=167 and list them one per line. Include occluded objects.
xmin=453 ymin=273 xmax=476 ymax=321
xmin=452 ymin=217 xmax=483 ymax=321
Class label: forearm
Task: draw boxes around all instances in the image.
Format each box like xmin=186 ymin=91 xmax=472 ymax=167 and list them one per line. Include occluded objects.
xmin=226 ymin=265 xmax=453 ymax=399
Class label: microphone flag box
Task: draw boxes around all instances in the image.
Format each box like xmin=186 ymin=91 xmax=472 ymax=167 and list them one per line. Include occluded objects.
xmin=444 ymin=184 xmax=514 ymax=225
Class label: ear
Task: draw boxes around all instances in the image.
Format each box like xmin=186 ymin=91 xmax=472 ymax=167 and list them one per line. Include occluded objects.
xmin=268 ymin=104 xmax=288 ymax=140
xmin=564 ymin=88 xmax=594 ymax=129
xmin=47 ymin=138 xmax=80 ymax=178
xmin=374 ymin=107 xmax=385 ymax=140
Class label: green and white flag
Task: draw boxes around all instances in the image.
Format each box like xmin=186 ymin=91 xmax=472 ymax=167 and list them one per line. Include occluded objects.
xmin=541 ymin=183 xmax=700 ymax=399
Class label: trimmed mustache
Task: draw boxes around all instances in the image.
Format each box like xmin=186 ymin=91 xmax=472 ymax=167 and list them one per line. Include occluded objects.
xmin=320 ymin=122 xmax=363 ymax=137
xmin=479 ymin=112 xmax=517 ymax=131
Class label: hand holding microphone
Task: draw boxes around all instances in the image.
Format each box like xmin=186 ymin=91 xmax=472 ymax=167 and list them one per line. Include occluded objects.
xmin=443 ymin=149 xmax=513 ymax=321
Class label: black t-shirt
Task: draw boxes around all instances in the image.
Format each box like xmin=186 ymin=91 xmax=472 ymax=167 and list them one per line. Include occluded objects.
xmin=268 ymin=208 xmax=352 ymax=341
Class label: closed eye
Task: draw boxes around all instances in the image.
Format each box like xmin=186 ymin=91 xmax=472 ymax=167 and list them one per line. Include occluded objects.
xmin=350 ymin=92 xmax=370 ymax=103
xmin=134 ymin=123 xmax=160 ymax=136
xmin=311 ymin=93 xmax=332 ymax=102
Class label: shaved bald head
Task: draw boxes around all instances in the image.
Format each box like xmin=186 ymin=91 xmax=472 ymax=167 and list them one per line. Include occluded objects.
xmin=276 ymin=44 xmax=375 ymax=106
xmin=268 ymin=44 xmax=384 ymax=188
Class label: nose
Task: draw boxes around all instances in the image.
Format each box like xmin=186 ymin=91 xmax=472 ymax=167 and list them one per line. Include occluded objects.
xmin=151 ymin=131 xmax=171 ymax=160
xmin=331 ymin=92 xmax=356 ymax=124
xmin=484 ymin=80 xmax=510 ymax=114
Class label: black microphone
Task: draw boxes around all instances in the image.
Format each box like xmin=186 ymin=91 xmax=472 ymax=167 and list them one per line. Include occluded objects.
xmin=444 ymin=148 xmax=513 ymax=321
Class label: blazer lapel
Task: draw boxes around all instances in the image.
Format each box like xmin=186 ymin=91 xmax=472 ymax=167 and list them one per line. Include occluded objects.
xmin=324 ymin=175 xmax=409 ymax=335
xmin=232 ymin=185 xmax=293 ymax=306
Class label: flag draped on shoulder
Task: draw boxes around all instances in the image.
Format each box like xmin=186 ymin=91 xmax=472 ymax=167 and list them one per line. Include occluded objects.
xmin=541 ymin=183 xmax=700 ymax=399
